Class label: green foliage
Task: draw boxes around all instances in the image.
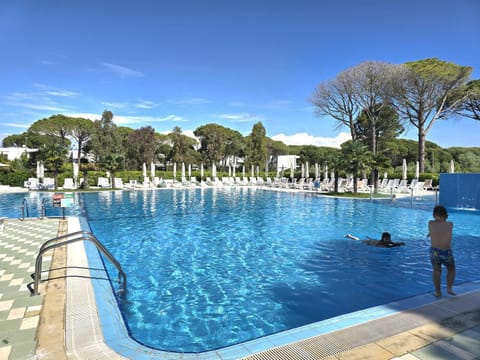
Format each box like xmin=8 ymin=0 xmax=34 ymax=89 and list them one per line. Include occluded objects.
xmin=0 ymin=170 xmax=29 ymax=187
xmin=168 ymin=126 xmax=198 ymax=164
xmin=124 ymin=126 xmax=157 ymax=169
xmin=245 ymin=122 xmax=267 ymax=168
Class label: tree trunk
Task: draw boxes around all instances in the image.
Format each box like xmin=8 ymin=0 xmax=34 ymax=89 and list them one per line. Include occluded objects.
xmin=418 ymin=128 xmax=426 ymax=173
xmin=82 ymin=170 xmax=89 ymax=189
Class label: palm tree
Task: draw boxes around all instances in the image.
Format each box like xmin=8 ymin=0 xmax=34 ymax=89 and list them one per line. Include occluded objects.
xmin=341 ymin=140 xmax=373 ymax=193
xmin=104 ymin=153 xmax=124 ymax=189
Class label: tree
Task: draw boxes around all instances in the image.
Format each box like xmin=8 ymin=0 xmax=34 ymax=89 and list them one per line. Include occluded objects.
xmin=194 ymin=124 xmax=228 ymax=166
xmin=89 ymin=110 xmax=124 ymax=185
xmin=69 ymin=117 xmax=94 ymax=165
xmin=40 ymin=142 xmax=68 ymax=189
xmin=450 ymin=80 xmax=480 ymax=120
xmin=355 ymin=104 xmax=403 ymax=188
xmin=245 ymin=122 xmax=267 ymax=169
xmin=104 ymin=152 xmax=124 ymax=188
xmin=168 ymin=126 xmax=198 ymax=164
xmin=392 ymin=58 xmax=472 ymax=172
xmin=125 ymin=126 xmax=158 ymax=170
xmin=311 ymin=67 xmax=362 ymax=140
xmin=341 ymin=140 xmax=372 ymax=193
xmin=29 ymin=114 xmax=71 ymax=147
xmin=350 ymin=61 xmax=399 ymax=157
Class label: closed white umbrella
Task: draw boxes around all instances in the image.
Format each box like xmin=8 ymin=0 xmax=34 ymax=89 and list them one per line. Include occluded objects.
xmin=402 ymin=159 xmax=407 ymax=180
xmin=449 ymin=159 xmax=455 ymax=173
xmin=212 ymin=163 xmax=216 ymax=178
xmin=324 ymin=165 xmax=328 ymax=180
xmin=290 ymin=163 xmax=294 ymax=179
xmin=228 ymin=165 xmax=231 ymax=177
xmin=415 ymin=161 xmax=420 ymax=179
xmin=242 ymin=165 xmax=245 ymax=178
xmin=142 ymin=163 xmax=147 ymax=178
xmin=173 ymin=163 xmax=177 ymax=180
xmin=200 ymin=163 xmax=204 ymax=179
xmin=188 ymin=164 xmax=191 ymax=178
xmin=305 ymin=161 xmax=309 ymax=178
xmin=301 ymin=163 xmax=305 ymax=178
xmin=256 ymin=165 xmax=259 ymax=177
xmin=251 ymin=165 xmax=254 ymax=178
xmin=315 ymin=163 xmax=319 ymax=179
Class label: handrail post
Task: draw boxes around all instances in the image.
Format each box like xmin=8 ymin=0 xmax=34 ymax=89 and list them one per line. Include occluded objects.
xmin=40 ymin=198 xmax=47 ymax=219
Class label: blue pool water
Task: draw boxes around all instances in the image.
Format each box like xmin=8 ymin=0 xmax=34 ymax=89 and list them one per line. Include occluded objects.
xmin=1 ymin=189 xmax=480 ymax=352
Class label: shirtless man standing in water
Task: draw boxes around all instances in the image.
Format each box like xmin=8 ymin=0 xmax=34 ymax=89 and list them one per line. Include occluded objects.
xmin=428 ymin=205 xmax=456 ymax=297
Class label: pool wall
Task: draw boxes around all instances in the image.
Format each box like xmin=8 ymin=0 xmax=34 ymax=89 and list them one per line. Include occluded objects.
xmin=439 ymin=173 xmax=480 ymax=210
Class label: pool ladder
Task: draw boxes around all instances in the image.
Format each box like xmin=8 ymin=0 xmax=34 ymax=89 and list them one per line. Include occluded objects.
xmin=30 ymin=230 xmax=127 ymax=296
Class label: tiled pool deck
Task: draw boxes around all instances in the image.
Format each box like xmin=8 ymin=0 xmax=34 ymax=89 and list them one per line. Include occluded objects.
xmin=1 ymin=216 xmax=479 ymax=359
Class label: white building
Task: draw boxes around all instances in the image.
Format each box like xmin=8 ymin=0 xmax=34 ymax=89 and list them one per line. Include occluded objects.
xmin=0 ymin=146 xmax=38 ymax=161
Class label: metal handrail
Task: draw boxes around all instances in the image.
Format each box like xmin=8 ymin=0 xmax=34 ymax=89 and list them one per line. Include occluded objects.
xmin=20 ymin=198 xmax=29 ymax=220
xmin=40 ymin=198 xmax=47 ymax=219
xmin=32 ymin=230 xmax=126 ymax=295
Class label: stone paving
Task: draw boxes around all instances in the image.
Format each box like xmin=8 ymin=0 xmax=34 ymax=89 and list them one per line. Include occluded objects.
xmin=0 ymin=218 xmax=60 ymax=360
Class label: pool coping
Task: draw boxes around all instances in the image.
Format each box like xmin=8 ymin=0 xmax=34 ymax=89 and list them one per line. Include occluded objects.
xmin=62 ymin=216 xmax=480 ymax=359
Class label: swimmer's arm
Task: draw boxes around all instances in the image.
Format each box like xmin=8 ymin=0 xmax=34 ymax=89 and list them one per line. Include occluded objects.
xmin=344 ymin=234 xmax=360 ymax=240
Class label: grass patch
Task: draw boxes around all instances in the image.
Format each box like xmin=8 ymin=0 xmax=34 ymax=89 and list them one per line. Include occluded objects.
xmin=323 ymin=192 xmax=390 ymax=199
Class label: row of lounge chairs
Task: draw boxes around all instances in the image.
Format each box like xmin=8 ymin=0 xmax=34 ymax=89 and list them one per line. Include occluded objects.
xmin=24 ymin=175 xmax=433 ymax=194
xmin=23 ymin=177 xmax=55 ymax=190
xmin=377 ymin=178 xmax=433 ymax=193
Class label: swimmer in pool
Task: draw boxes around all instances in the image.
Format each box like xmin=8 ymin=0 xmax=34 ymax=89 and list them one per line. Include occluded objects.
xmin=345 ymin=232 xmax=405 ymax=248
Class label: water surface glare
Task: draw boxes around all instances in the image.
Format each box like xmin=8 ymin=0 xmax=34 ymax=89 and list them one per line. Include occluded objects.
xmin=1 ymin=189 xmax=479 ymax=352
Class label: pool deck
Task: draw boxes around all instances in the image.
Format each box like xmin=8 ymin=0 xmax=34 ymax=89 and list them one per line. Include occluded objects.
xmin=0 ymin=216 xmax=479 ymax=359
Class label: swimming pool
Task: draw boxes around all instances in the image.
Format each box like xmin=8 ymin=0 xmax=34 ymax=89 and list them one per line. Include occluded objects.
xmin=2 ymin=188 xmax=480 ymax=353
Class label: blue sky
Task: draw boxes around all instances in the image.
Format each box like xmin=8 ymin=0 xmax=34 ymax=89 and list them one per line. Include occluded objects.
xmin=1 ymin=0 xmax=479 ymax=148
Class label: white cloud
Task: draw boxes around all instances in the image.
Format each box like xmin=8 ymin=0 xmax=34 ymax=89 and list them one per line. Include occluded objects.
xmin=101 ymin=101 xmax=126 ymax=109
xmin=33 ymin=83 xmax=78 ymax=97
xmin=217 ymin=113 xmax=264 ymax=123
xmin=160 ymin=129 xmax=199 ymax=142
xmin=174 ymin=98 xmax=210 ymax=105
xmin=101 ymin=62 xmax=144 ymax=78
xmin=135 ymin=100 xmax=157 ymax=109
xmin=66 ymin=113 xmax=188 ymax=125
xmin=0 ymin=123 xmax=30 ymax=129
xmin=271 ymin=132 xmax=351 ymax=148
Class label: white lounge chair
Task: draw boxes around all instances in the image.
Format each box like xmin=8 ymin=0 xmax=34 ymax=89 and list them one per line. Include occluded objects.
xmin=63 ymin=178 xmax=76 ymax=189
xmin=24 ymin=177 xmax=39 ymax=190
xmin=423 ymin=179 xmax=433 ymax=190
xmin=97 ymin=177 xmax=111 ymax=188
xmin=114 ymin=178 xmax=124 ymax=188
xmin=42 ymin=177 xmax=55 ymax=190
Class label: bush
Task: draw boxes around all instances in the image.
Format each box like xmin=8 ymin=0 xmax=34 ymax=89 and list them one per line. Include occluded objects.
xmin=0 ymin=171 xmax=30 ymax=187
